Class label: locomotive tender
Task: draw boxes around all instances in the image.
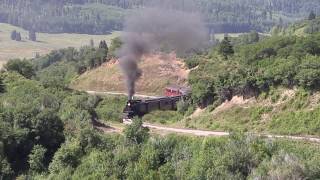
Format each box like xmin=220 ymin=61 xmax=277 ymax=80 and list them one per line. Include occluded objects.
xmin=123 ymin=85 xmax=190 ymax=119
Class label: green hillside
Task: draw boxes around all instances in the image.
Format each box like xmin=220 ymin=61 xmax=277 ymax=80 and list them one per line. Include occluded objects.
xmin=140 ymin=32 xmax=320 ymax=137
xmin=272 ymin=17 xmax=320 ymax=36
xmin=1 ymin=71 xmax=320 ymax=179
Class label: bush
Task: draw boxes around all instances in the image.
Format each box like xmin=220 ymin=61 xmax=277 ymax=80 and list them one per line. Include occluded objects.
xmin=185 ymin=56 xmax=200 ymax=69
xmin=95 ymin=96 xmax=127 ymax=122
xmin=124 ymin=118 xmax=149 ymax=144
xmin=177 ymin=100 xmax=190 ymax=115
xmin=142 ymin=111 xmax=183 ymax=124
xmin=28 ymin=145 xmax=47 ymax=174
xmin=250 ymin=151 xmax=306 ymax=179
xmin=4 ymin=59 xmax=35 ymax=79
xmin=48 ymin=141 xmax=82 ymax=174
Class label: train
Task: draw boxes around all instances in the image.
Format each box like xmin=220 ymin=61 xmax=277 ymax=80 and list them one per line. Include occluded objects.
xmin=123 ymin=85 xmax=190 ymax=120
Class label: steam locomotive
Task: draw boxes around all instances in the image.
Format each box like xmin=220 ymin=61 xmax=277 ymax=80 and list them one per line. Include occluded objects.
xmin=123 ymin=85 xmax=190 ymax=120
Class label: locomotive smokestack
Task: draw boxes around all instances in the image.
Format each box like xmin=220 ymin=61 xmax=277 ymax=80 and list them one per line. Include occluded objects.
xmin=117 ymin=6 xmax=207 ymax=99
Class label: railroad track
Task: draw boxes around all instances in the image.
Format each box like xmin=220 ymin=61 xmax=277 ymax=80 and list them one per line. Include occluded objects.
xmin=86 ymin=91 xmax=160 ymax=99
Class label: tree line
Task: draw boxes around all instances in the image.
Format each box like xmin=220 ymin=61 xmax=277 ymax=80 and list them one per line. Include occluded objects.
xmin=0 ymin=0 xmax=320 ymax=34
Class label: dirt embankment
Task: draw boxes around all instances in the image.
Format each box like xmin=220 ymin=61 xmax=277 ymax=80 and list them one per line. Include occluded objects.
xmin=71 ymin=53 xmax=189 ymax=96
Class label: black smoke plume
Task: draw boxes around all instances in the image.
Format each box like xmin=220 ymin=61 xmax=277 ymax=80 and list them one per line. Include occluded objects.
xmin=118 ymin=7 xmax=207 ymax=99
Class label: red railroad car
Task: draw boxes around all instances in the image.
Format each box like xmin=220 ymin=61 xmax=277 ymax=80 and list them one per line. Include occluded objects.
xmin=165 ymin=85 xmax=190 ymax=97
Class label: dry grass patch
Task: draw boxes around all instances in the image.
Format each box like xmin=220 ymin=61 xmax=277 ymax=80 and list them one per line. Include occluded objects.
xmin=70 ymin=53 xmax=189 ymax=96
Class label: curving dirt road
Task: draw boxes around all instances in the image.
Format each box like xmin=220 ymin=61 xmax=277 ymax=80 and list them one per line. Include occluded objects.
xmin=121 ymin=120 xmax=320 ymax=143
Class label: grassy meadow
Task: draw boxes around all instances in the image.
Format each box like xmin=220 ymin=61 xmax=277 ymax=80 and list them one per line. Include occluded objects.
xmin=0 ymin=23 xmax=120 ymax=65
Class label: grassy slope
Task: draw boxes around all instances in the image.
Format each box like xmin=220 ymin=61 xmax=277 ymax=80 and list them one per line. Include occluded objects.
xmin=96 ymin=87 xmax=320 ymax=137
xmin=70 ymin=53 xmax=189 ymax=96
xmin=0 ymin=23 xmax=120 ymax=62
xmin=157 ymin=88 xmax=319 ymax=136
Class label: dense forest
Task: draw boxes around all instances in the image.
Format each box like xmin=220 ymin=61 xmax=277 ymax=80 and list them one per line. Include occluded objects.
xmin=1 ymin=0 xmax=320 ymax=34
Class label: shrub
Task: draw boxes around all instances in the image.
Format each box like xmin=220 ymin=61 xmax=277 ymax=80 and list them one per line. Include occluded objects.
xmin=4 ymin=59 xmax=35 ymax=79
xmin=28 ymin=145 xmax=47 ymax=174
xmin=124 ymin=118 xmax=149 ymax=144
xmin=95 ymin=96 xmax=127 ymax=122
xmin=142 ymin=111 xmax=183 ymax=124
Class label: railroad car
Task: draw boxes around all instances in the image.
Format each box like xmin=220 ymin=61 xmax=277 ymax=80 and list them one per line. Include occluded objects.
xmin=165 ymin=85 xmax=191 ymax=97
xmin=123 ymin=86 xmax=190 ymax=119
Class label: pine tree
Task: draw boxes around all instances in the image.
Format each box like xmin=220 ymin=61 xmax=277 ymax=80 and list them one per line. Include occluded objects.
xmin=99 ymin=40 xmax=109 ymax=53
xmin=99 ymin=40 xmax=107 ymax=49
xmin=10 ymin=30 xmax=17 ymax=40
xmin=15 ymin=32 xmax=21 ymax=41
xmin=250 ymin=31 xmax=259 ymax=43
xmin=218 ymin=36 xmax=234 ymax=59
xmin=29 ymin=30 xmax=37 ymax=41
xmin=309 ymin=11 xmax=316 ymax=20
xmin=90 ymin=39 xmax=94 ymax=47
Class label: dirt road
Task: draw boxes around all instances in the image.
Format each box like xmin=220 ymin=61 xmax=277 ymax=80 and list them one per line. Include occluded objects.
xmin=143 ymin=123 xmax=229 ymax=136
xmin=112 ymin=120 xmax=320 ymax=143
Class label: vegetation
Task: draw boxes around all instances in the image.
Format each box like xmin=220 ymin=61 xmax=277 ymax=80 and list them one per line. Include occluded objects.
xmin=28 ymin=30 xmax=37 ymax=42
xmin=272 ymin=16 xmax=320 ymax=36
xmin=142 ymin=110 xmax=183 ymax=125
xmin=309 ymin=11 xmax=317 ymax=20
xmin=10 ymin=30 xmax=16 ymax=40
xmin=32 ymin=46 xmax=109 ymax=88
xmin=0 ymin=23 xmax=120 ymax=63
xmin=2 ymin=78 xmax=318 ymax=180
xmin=189 ymin=33 xmax=320 ymax=106
xmin=1 ymin=4 xmax=320 ymax=179
xmin=218 ymin=36 xmax=235 ymax=59
xmin=1 ymin=0 xmax=320 ymax=34
xmin=95 ymin=95 xmax=127 ymax=122
xmin=15 ymin=32 xmax=21 ymax=41
xmin=3 ymin=59 xmax=35 ymax=79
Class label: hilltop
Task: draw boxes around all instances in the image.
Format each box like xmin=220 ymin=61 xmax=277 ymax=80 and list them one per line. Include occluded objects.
xmin=70 ymin=53 xmax=189 ymax=96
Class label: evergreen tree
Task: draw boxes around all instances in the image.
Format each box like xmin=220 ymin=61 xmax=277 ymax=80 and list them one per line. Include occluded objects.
xmin=15 ymin=32 xmax=22 ymax=41
xmin=98 ymin=40 xmax=107 ymax=49
xmin=218 ymin=36 xmax=234 ymax=59
xmin=250 ymin=31 xmax=259 ymax=43
xmin=90 ymin=39 xmax=94 ymax=47
xmin=29 ymin=30 xmax=37 ymax=41
xmin=0 ymin=78 xmax=4 ymax=93
xmin=308 ymin=11 xmax=316 ymax=20
xmin=99 ymin=40 xmax=109 ymax=55
xmin=10 ymin=30 xmax=17 ymax=40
